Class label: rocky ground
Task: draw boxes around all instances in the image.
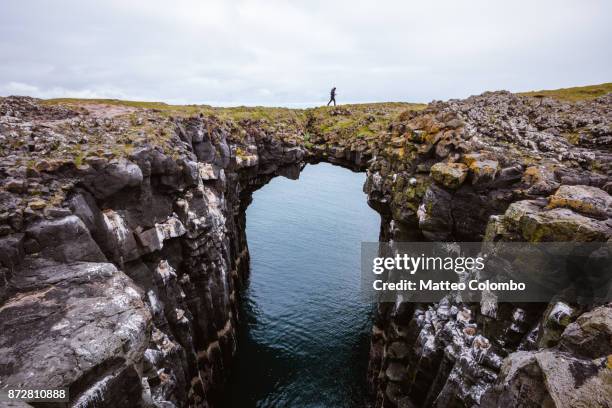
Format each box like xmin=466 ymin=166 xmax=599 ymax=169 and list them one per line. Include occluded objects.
xmin=0 ymin=83 xmax=611 ymax=407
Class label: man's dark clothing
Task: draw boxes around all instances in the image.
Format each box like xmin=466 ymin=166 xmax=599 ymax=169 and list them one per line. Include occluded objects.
xmin=327 ymin=87 xmax=336 ymax=106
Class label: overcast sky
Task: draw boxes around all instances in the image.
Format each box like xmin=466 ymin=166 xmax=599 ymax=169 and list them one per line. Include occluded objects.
xmin=0 ymin=0 xmax=610 ymax=106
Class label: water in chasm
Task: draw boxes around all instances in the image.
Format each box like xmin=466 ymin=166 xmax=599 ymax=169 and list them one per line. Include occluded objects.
xmin=226 ymin=162 xmax=380 ymax=407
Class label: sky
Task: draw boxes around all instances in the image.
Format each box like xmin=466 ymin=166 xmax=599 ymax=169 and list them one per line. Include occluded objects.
xmin=0 ymin=0 xmax=610 ymax=107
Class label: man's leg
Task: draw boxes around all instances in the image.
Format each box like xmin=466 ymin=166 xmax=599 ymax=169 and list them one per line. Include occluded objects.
xmin=333 ymin=97 xmax=336 ymax=106
xmin=327 ymin=98 xmax=332 ymax=106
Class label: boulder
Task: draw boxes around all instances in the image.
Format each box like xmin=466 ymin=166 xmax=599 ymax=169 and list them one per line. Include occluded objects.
xmin=282 ymin=146 xmax=305 ymax=163
xmin=522 ymin=166 xmax=560 ymax=196
xmin=461 ymin=152 xmax=488 ymax=167
xmin=26 ymin=215 xmax=106 ymax=262
xmin=434 ymin=130 xmax=465 ymax=159
xmin=68 ymin=192 xmax=101 ymax=233
xmin=560 ymin=304 xmax=612 ymax=359
xmin=418 ymin=184 xmax=453 ymax=240
xmin=481 ymin=350 xmax=612 ymax=408
xmin=496 ymin=165 xmax=524 ymax=185
xmin=182 ymin=160 xmax=199 ymax=187
xmin=102 ymin=209 xmax=140 ymax=263
xmin=155 ymin=214 xmax=187 ymax=242
xmin=548 ymin=185 xmax=612 ymax=220
xmin=214 ymin=137 xmax=231 ymax=168
xmin=136 ymin=215 xmax=186 ymax=255
xmin=502 ymin=200 xmax=611 ymax=242
xmin=468 ymin=160 xmax=499 ymax=186
xmin=81 ymin=159 xmax=143 ymax=199
xmin=534 ymin=350 xmax=612 ymax=408
xmin=521 ymin=207 xmax=610 ymax=242
xmin=430 ymin=162 xmax=468 ymax=189
xmin=0 ymin=261 xmax=151 ymax=403
xmin=537 ymin=301 xmax=575 ymax=348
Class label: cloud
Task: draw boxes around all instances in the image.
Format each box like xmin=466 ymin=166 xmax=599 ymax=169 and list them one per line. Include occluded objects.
xmin=0 ymin=0 xmax=610 ymax=106
xmin=0 ymin=82 xmax=134 ymax=100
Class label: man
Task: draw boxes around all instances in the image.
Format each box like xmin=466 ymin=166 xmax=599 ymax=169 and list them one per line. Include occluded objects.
xmin=327 ymin=87 xmax=336 ymax=106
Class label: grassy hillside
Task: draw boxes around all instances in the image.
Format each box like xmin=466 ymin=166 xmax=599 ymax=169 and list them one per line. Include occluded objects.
xmin=519 ymin=82 xmax=612 ymax=102
xmin=42 ymin=98 xmax=424 ymax=120
xmin=41 ymin=99 xmax=426 ymax=147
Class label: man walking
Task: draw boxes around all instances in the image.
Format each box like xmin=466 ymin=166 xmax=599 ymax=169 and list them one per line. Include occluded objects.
xmin=327 ymin=87 xmax=337 ymax=106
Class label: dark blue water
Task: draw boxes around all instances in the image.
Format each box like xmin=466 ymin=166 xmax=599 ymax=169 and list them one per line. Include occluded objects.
xmin=226 ymin=163 xmax=380 ymax=408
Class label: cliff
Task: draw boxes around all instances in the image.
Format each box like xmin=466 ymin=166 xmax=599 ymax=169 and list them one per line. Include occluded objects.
xmin=362 ymin=89 xmax=612 ymax=408
xmin=0 ymin=83 xmax=610 ymax=407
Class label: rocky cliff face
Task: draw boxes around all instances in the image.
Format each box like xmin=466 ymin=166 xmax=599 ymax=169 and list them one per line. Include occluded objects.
xmin=0 ymin=97 xmax=310 ymax=407
xmin=363 ymin=91 xmax=612 ymax=408
xmin=0 ymin=90 xmax=610 ymax=408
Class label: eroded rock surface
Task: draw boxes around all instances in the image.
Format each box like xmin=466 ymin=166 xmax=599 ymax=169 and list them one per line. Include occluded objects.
xmin=1 ymin=261 xmax=150 ymax=406
xmin=364 ymin=91 xmax=612 ymax=408
xmin=0 ymin=96 xmax=314 ymax=407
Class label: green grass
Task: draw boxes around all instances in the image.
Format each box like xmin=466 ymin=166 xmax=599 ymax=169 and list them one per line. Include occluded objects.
xmin=305 ymin=102 xmax=425 ymax=143
xmin=43 ymin=97 xmax=304 ymax=120
xmin=519 ymin=82 xmax=612 ymax=102
xmin=41 ymin=98 xmax=427 ymax=149
xmin=43 ymin=98 xmax=178 ymax=110
xmin=73 ymin=150 xmax=85 ymax=166
xmin=43 ymin=97 xmax=425 ymax=121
